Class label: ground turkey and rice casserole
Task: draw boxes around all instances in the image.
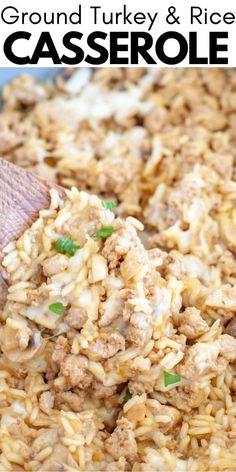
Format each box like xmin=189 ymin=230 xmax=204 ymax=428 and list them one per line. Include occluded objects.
xmin=1 ymin=68 xmax=236 ymax=471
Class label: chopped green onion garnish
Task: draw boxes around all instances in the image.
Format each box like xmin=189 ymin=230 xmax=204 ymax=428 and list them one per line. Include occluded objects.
xmin=94 ymin=226 xmax=115 ymax=239
xmin=55 ymin=236 xmax=79 ymax=257
xmin=101 ymin=200 xmax=117 ymax=210
xmin=48 ymin=302 xmax=64 ymax=316
xmin=164 ymin=371 xmax=181 ymax=387
xmin=124 ymin=388 xmax=132 ymax=403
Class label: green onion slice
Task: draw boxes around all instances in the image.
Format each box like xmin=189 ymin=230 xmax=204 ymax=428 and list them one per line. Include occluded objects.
xmin=55 ymin=236 xmax=79 ymax=256
xmin=164 ymin=371 xmax=181 ymax=387
xmin=124 ymin=388 xmax=132 ymax=402
xmin=48 ymin=302 xmax=64 ymax=316
xmin=94 ymin=226 xmax=115 ymax=239
xmin=101 ymin=200 xmax=117 ymax=210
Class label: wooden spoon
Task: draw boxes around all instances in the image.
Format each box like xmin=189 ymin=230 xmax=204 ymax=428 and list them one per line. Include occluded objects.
xmin=0 ymin=158 xmax=64 ymax=280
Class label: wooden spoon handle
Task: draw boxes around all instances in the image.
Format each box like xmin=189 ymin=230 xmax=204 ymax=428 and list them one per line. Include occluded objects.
xmin=0 ymin=159 xmax=64 ymax=259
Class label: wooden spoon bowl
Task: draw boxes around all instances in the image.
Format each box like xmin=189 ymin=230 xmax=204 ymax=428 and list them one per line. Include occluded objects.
xmin=0 ymin=159 xmax=64 ymax=284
